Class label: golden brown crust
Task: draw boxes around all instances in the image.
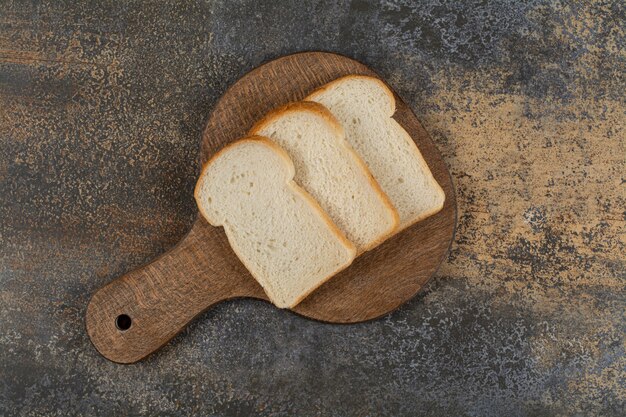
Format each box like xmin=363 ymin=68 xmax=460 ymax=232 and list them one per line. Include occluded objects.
xmin=194 ymin=136 xmax=356 ymax=308
xmin=249 ymin=99 xmax=400 ymax=254
xmin=249 ymin=101 xmax=345 ymax=137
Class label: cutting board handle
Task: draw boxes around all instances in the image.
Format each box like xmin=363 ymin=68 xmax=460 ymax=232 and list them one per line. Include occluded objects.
xmin=85 ymin=52 xmax=456 ymax=363
xmin=85 ymin=218 xmax=264 ymax=363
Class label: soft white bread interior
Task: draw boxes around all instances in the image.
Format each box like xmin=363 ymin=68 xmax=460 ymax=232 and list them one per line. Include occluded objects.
xmin=194 ymin=137 xmax=356 ymax=308
xmin=250 ymin=102 xmax=399 ymax=253
xmin=307 ymin=75 xmax=445 ymax=231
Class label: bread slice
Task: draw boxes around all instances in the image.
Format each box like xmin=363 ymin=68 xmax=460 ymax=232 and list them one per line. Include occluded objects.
xmin=249 ymin=102 xmax=399 ymax=253
xmin=194 ymin=137 xmax=356 ymax=308
xmin=307 ymin=75 xmax=445 ymax=231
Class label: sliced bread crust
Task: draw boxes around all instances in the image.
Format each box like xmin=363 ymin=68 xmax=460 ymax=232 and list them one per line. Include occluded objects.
xmin=195 ymin=137 xmax=356 ymax=308
xmin=307 ymin=75 xmax=445 ymax=231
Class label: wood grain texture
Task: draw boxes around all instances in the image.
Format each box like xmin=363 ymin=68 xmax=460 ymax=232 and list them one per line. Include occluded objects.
xmin=86 ymin=52 xmax=456 ymax=363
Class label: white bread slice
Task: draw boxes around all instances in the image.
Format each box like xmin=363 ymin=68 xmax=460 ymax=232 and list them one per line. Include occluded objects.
xmin=194 ymin=137 xmax=356 ymax=308
xmin=249 ymin=102 xmax=399 ymax=253
xmin=307 ymin=75 xmax=445 ymax=231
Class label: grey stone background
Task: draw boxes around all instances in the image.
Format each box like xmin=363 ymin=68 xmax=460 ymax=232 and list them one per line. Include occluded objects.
xmin=1 ymin=0 xmax=624 ymax=416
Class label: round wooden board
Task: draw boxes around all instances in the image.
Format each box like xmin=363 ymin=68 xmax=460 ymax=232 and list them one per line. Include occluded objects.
xmin=202 ymin=51 xmax=457 ymax=320
xmin=86 ymin=52 xmax=456 ymax=363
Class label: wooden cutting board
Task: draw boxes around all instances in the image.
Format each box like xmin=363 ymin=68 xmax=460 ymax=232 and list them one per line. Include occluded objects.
xmin=86 ymin=52 xmax=457 ymax=363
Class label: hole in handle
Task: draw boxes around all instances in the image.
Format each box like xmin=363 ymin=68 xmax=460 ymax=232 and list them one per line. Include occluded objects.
xmin=115 ymin=314 xmax=132 ymax=331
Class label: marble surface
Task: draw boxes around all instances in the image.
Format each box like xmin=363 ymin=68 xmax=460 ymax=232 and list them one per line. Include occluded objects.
xmin=1 ymin=0 xmax=624 ymax=415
